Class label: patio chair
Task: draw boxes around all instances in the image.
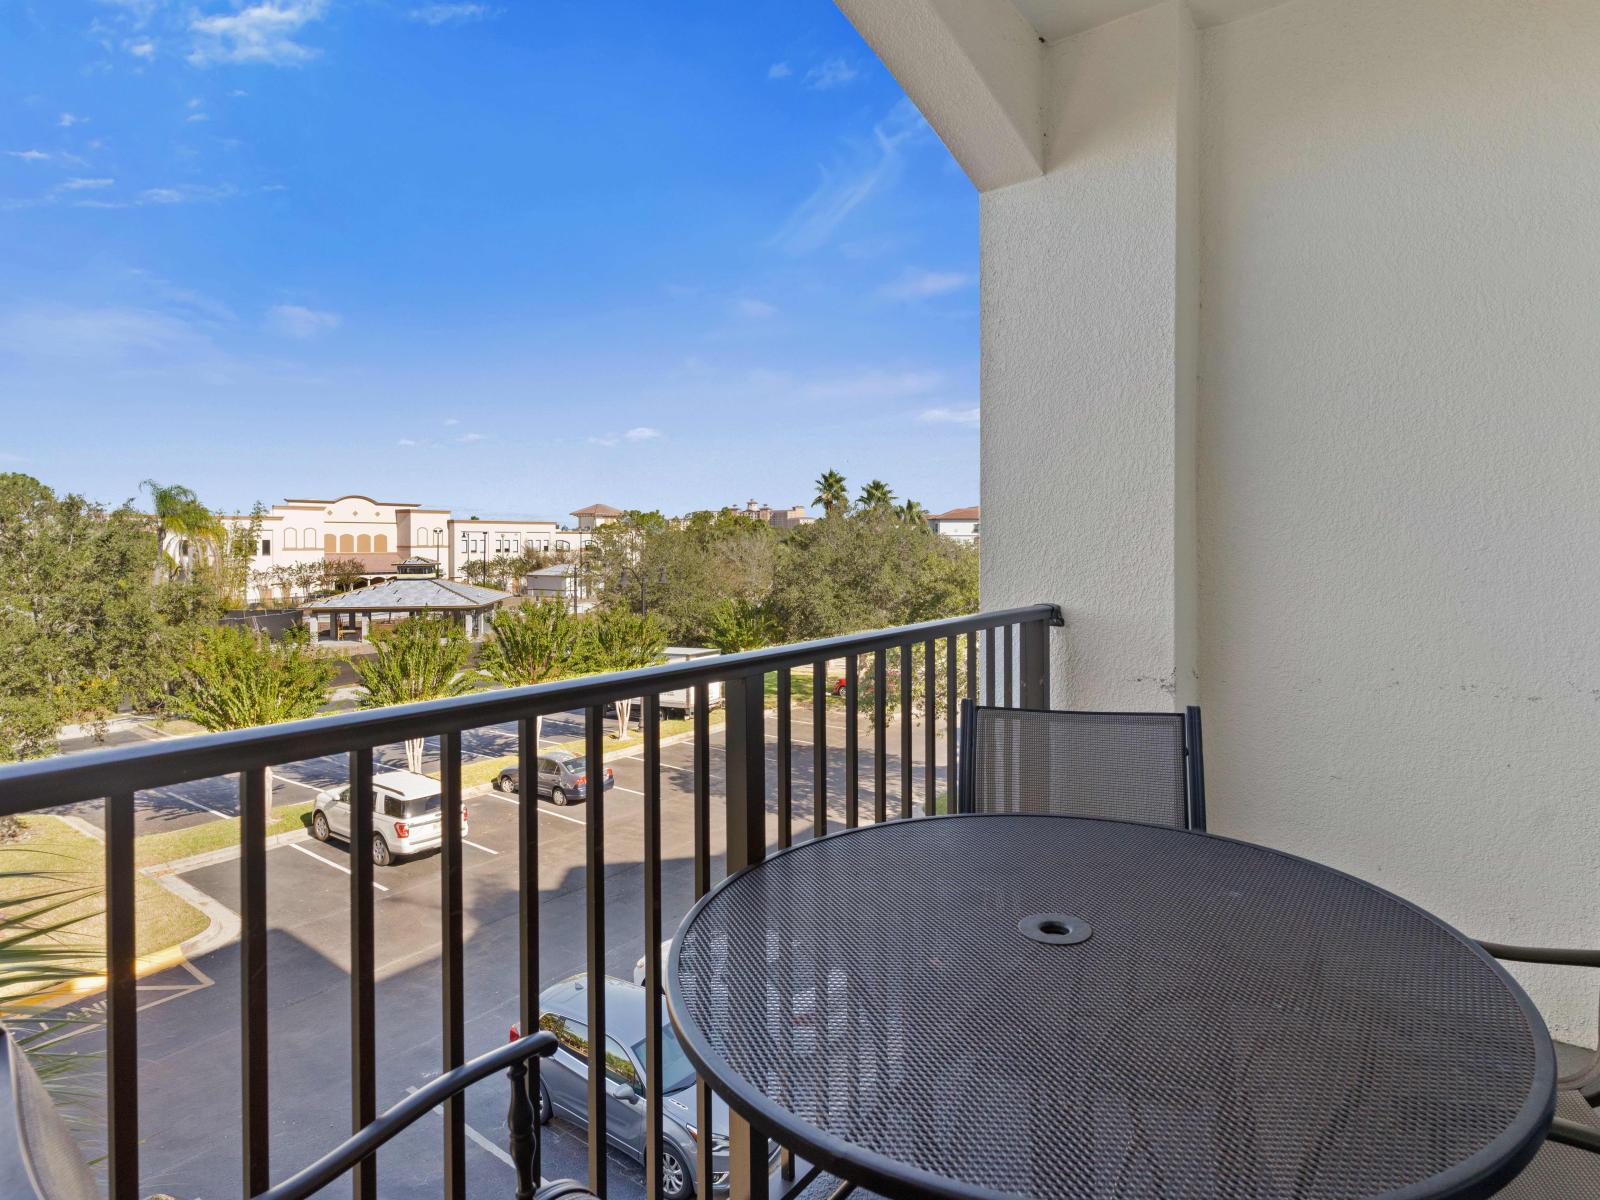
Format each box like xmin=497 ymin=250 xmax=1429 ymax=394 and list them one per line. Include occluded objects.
xmin=957 ymin=699 xmax=1206 ymax=830
xmin=1475 ymin=940 xmax=1600 ymax=1197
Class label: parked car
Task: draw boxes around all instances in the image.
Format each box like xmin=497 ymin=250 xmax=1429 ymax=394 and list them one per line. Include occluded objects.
xmin=311 ymin=769 xmax=467 ymax=866
xmin=535 ymin=974 xmax=776 ymax=1197
xmin=493 ymin=748 xmax=614 ymax=806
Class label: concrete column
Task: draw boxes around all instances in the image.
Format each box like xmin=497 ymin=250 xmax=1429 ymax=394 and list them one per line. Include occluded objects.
xmin=984 ymin=3 xmax=1198 ymax=710
xmin=359 ymin=613 xmax=371 ymax=641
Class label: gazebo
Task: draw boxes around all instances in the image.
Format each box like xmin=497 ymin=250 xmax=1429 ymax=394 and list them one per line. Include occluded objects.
xmin=302 ymin=578 xmax=512 ymax=642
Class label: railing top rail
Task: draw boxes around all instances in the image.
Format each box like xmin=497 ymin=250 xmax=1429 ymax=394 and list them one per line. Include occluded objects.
xmin=0 ymin=605 xmax=1060 ymax=813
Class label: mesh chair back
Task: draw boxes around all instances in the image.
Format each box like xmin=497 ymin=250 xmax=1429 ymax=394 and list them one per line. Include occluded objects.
xmin=959 ymin=703 xmax=1201 ymax=829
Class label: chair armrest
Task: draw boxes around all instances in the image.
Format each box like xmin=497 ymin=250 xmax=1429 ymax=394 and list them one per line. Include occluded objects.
xmin=1479 ymin=942 xmax=1600 ymax=969
xmin=254 ymin=1032 xmax=557 ymax=1200
xmin=1548 ymin=1117 xmax=1600 ymax=1155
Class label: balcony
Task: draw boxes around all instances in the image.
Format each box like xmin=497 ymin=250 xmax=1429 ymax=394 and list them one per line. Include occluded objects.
xmin=0 ymin=607 xmax=1058 ymax=1200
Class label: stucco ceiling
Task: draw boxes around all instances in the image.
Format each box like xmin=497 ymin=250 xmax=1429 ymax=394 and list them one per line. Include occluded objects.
xmin=1009 ymin=0 xmax=1289 ymax=41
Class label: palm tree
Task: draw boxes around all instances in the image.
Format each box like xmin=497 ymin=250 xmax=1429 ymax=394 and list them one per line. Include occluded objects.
xmin=353 ymin=616 xmax=477 ymax=773
xmin=859 ymin=479 xmax=896 ymax=510
xmin=896 ymin=500 xmax=929 ymax=526
xmin=141 ymin=479 xmax=221 ymax=581
xmin=478 ymin=601 xmax=587 ymax=749
xmin=813 ymin=469 xmax=849 ymax=517
xmin=174 ymin=626 xmax=337 ymax=816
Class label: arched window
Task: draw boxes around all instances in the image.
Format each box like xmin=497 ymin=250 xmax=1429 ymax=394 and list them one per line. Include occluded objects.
xmin=284 ymin=528 xmax=298 ymax=550
xmin=304 ymin=527 xmax=316 ymax=546
xmin=324 ymin=533 xmax=336 ymax=553
xmin=357 ymin=534 xmax=371 ymax=553
xmin=339 ymin=534 xmax=354 ymax=553
xmin=374 ymin=534 xmax=388 ymax=553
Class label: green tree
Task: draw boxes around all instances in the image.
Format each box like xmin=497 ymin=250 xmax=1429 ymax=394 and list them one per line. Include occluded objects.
xmin=352 ymin=616 xmax=476 ymax=772
xmin=582 ymin=607 xmax=667 ymax=737
xmin=813 ymin=469 xmax=849 ymax=517
xmin=478 ymin=601 xmax=588 ymax=748
xmin=321 ymin=557 xmax=367 ymax=592
xmin=174 ymin=626 xmax=337 ymax=814
xmin=141 ymin=480 xmax=222 ymax=582
xmin=705 ymin=598 xmax=778 ymax=653
xmin=858 ymin=479 xmax=895 ymax=510
xmin=895 ymin=499 xmax=929 ymax=527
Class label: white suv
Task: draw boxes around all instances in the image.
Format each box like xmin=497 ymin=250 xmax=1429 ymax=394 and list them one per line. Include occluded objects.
xmin=311 ymin=769 xmax=468 ymax=866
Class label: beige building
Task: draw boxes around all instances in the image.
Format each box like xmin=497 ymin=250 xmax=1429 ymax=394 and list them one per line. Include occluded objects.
xmin=927 ymin=506 xmax=979 ymax=545
xmin=189 ymin=496 xmax=615 ymax=603
xmin=727 ymin=499 xmax=816 ymax=529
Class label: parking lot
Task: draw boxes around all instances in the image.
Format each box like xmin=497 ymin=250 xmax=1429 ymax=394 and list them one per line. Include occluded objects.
xmin=86 ymin=705 xmax=946 ymax=1200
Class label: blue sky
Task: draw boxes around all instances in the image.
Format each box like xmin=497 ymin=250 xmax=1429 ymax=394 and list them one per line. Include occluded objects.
xmin=0 ymin=1 xmax=979 ymax=521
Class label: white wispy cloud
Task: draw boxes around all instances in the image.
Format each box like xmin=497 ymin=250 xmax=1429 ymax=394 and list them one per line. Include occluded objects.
xmin=58 ymin=113 xmax=87 ymax=127
xmin=264 ymin=303 xmax=340 ymax=338
xmin=8 ymin=150 xmax=53 ymax=163
xmin=397 ymin=438 xmax=418 ymax=446
xmin=767 ymin=62 xmax=792 ymax=80
xmin=127 ymin=39 xmax=156 ymax=58
xmin=771 ymin=99 xmax=930 ymax=255
xmin=188 ymin=0 xmax=328 ymax=67
xmin=0 ymin=304 xmax=208 ymax=360
xmin=443 ymin=417 xmax=461 ymax=426
xmin=406 ymin=3 xmax=494 ymax=24
xmin=918 ymin=406 xmax=980 ymax=425
xmin=805 ymin=58 xmax=858 ymax=90
xmin=186 ymin=112 xmax=210 ymax=122
xmin=588 ymin=434 xmax=619 ymax=448
xmin=138 ymin=183 xmax=236 ymax=204
xmin=880 ymin=269 xmax=975 ymax=300
xmin=60 ymin=177 xmax=114 ymax=190
xmin=624 ymin=426 xmax=662 ymax=441
xmin=735 ymin=297 xmax=777 ymax=319
xmin=457 ymin=431 xmax=486 ymax=443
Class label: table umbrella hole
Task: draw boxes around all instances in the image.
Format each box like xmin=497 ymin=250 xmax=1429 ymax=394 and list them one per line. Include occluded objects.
xmin=1019 ymin=914 xmax=1092 ymax=946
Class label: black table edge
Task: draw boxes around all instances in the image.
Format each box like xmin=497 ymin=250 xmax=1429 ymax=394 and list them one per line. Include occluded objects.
xmin=664 ymin=813 xmax=1557 ymax=1200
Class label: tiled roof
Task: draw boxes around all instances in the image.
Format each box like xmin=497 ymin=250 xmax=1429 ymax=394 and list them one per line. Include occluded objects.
xmin=304 ymin=578 xmax=512 ymax=611
xmin=930 ymin=506 xmax=980 ymax=521
xmin=571 ymin=503 xmax=623 ymax=516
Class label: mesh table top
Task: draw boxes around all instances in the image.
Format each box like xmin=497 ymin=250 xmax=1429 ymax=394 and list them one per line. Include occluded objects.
xmin=667 ymin=815 xmax=1554 ymax=1200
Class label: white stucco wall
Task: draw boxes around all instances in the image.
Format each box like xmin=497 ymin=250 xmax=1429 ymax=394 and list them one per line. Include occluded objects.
xmin=1198 ymin=0 xmax=1600 ymax=1037
xmin=982 ymin=2 xmax=1199 ymax=709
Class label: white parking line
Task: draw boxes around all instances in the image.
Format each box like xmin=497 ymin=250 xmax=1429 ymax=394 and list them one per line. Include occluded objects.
xmin=484 ymin=792 xmax=586 ymax=826
xmin=405 ymin=1086 xmax=524 ymax=1171
xmin=174 ymin=795 xmax=231 ymax=819
xmin=610 ymin=785 xmax=645 ymax=797
xmin=289 ymin=842 xmax=390 ymax=891
xmin=463 ymin=839 xmax=499 ymax=855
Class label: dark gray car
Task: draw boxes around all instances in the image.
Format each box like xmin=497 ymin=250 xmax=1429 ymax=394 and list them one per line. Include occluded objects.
xmin=537 ymin=974 xmax=769 ymax=1197
xmin=494 ymin=748 xmax=615 ymax=806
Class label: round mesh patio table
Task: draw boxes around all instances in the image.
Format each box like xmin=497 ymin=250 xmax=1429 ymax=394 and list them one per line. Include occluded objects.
xmin=666 ymin=814 xmax=1554 ymax=1200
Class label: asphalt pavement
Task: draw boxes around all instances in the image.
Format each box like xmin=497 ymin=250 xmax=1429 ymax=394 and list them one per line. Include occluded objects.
xmin=55 ymin=706 xmax=948 ymax=1200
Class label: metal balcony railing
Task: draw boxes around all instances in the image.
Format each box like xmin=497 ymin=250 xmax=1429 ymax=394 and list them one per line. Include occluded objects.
xmin=0 ymin=603 xmax=1061 ymax=1200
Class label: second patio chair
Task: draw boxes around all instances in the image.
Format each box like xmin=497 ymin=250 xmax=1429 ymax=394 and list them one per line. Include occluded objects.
xmin=956 ymin=700 xmax=1206 ymax=830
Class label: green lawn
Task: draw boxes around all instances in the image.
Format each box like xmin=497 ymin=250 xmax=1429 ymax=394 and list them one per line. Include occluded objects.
xmin=135 ymin=800 xmax=316 ymax=869
xmin=1 ymin=816 xmax=210 ymax=997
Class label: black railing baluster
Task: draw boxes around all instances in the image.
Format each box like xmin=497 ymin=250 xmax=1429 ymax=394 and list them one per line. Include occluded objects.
xmin=777 ymin=668 xmax=792 ymax=849
xmin=924 ymin=639 xmax=937 ymax=815
xmin=516 ymin=716 xmax=541 ymax=1183
xmin=723 ymin=674 xmax=769 ymax=1200
xmin=241 ymin=767 xmax=270 ymax=1197
xmin=812 ymin=661 xmax=827 ymax=838
xmin=441 ymin=731 xmax=466 ymax=1200
xmin=1004 ymin=623 xmax=1016 ymax=708
xmin=1020 ymin=617 xmax=1052 ymax=708
xmin=348 ymin=749 xmax=377 ymax=1200
xmin=899 ymin=645 xmax=913 ymax=819
xmin=946 ymin=637 xmax=958 ymax=805
xmin=584 ymin=705 xmax=608 ymax=1198
xmin=105 ymin=791 xmax=138 ymax=1200
xmin=642 ymin=695 xmax=664 ymax=1200
xmin=872 ymin=649 xmax=887 ymax=823
xmin=966 ymin=631 xmax=977 ymax=706
xmin=844 ymin=653 xmax=859 ymax=827
xmin=985 ymin=627 xmax=997 ymax=706
xmin=692 ymin=683 xmax=712 ymax=1197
